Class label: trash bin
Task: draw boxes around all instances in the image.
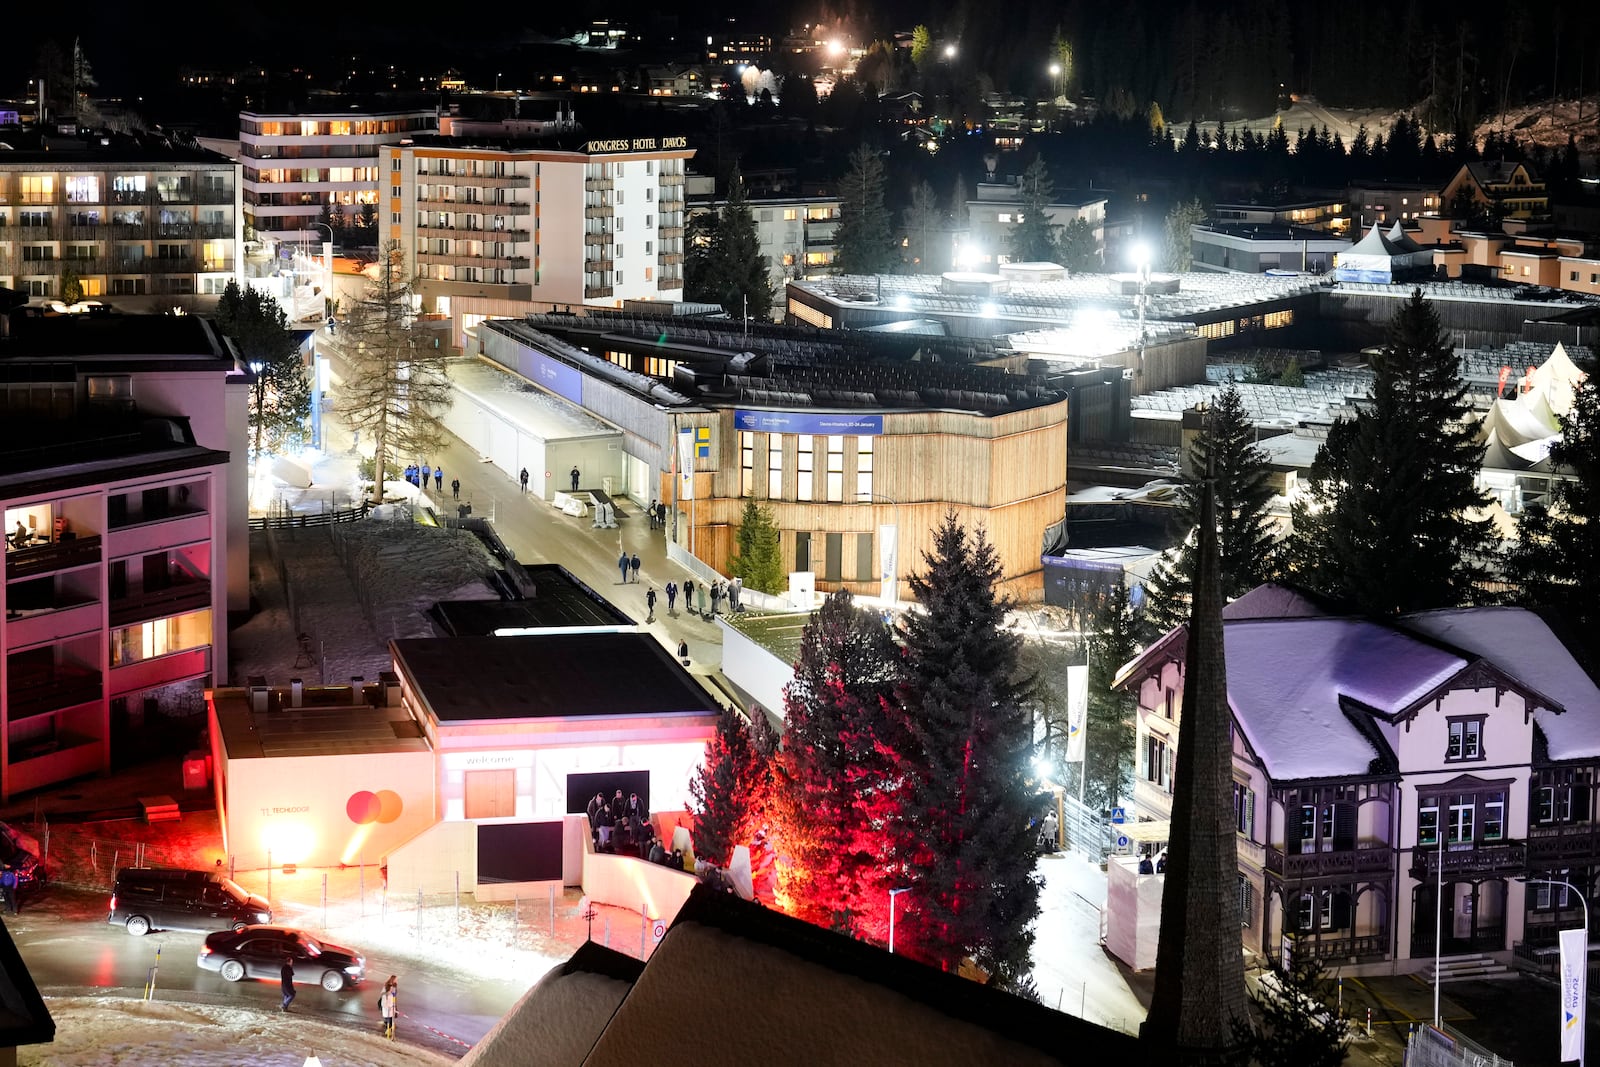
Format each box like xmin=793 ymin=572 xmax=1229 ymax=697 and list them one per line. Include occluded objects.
xmin=181 ymin=752 xmax=209 ymax=791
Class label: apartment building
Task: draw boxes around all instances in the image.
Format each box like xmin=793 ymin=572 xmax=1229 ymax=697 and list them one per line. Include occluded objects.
xmin=240 ymin=106 xmax=437 ymax=242
xmin=386 ymin=127 xmax=693 ymax=321
xmin=0 ymin=136 xmax=241 ymax=309
xmin=963 ymin=180 xmax=1108 ymax=267
xmin=0 ymin=307 xmax=249 ymax=800
xmin=685 ymin=185 xmax=842 ymax=295
xmin=1117 ymin=583 xmax=1600 ymax=975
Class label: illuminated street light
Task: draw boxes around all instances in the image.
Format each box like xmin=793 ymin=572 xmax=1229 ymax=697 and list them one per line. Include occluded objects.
xmin=827 ymin=40 xmax=845 ymax=57
xmin=1048 ymin=63 xmax=1062 ymax=76
xmin=943 ymin=44 xmax=957 ymax=59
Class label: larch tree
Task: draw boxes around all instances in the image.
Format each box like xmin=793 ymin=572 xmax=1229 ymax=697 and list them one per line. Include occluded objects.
xmin=687 ymin=704 xmax=779 ymax=868
xmin=336 ymin=241 xmax=454 ymax=503
xmin=889 ymin=515 xmax=1042 ymax=989
xmin=773 ymin=590 xmax=901 ymax=936
xmin=1008 ymin=157 xmax=1061 ymax=264
xmin=1508 ymin=359 xmax=1600 ymax=633
xmin=1162 ymin=198 xmax=1207 ymax=272
xmin=833 ymin=145 xmax=897 ymax=276
xmin=902 ymin=180 xmax=944 ymax=273
xmin=1141 ymin=384 xmax=1281 ymax=640
xmin=729 ymin=501 xmax=784 ymax=595
xmin=1289 ymin=290 xmax=1497 ymax=615
xmin=213 ymin=279 xmax=311 ymax=461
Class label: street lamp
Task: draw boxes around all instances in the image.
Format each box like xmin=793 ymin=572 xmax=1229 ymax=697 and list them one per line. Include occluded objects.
xmin=888 ymin=886 xmax=912 ymax=954
xmin=1131 ymin=243 xmax=1152 ymax=366
xmin=1520 ymin=876 xmax=1589 ymax=1066
xmin=943 ymin=44 xmax=957 ymax=59
xmin=857 ymin=490 xmax=902 ymax=607
xmin=248 ymin=361 xmax=266 ymax=463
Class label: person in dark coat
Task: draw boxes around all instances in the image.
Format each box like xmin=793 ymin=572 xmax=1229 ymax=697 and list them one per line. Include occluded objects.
xmin=586 ymin=792 xmax=605 ymax=831
xmin=665 ymin=581 xmax=678 ymax=615
xmin=519 ymin=468 xmax=529 ymax=493
xmin=678 ymin=639 xmax=690 ymax=666
xmin=451 ymin=478 xmax=461 ymax=500
xmin=629 ymin=553 xmax=641 ymax=583
xmin=682 ymin=579 xmax=695 ymax=608
xmin=645 ymin=587 xmax=657 ymax=621
xmin=649 ymin=499 xmax=659 ymax=529
xmin=280 ymin=955 xmax=297 ymax=1011
xmin=619 ymin=551 xmax=631 ymax=583
xmin=570 ymin=466 xmax=581 ymax=492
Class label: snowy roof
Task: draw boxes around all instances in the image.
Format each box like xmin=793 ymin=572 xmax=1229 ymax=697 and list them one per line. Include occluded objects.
xmin=1224 ymin=618 xmax=1466 ymax=779
xmin=1222 ymin=583 xmax=1334 ymax=620
xmin=1399 ymin=607 xmax=1600 ymax=761
xmin=460 ymin=941 xmax=640 ymax=1067
xmin=449 ymin=357 xmax=620 ymax=442
xmin=1345 ymin=223 xmax=1409 ymax=259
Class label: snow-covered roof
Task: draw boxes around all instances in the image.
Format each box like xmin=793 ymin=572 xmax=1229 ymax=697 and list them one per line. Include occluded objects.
xmin=1222 ymin=583 xmax=1333 ymax=620
xmin=1399 ymin=607 xmax=1600 ymax=761
xmin=448 ymin=357 xmax=620 ymax=442
xmin=1225 ymin=618 xmax=1466 ymax=779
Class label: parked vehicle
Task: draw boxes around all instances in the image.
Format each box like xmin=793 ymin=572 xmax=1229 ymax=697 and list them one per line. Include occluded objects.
xmin=197 ymin=926 xmax=366 ymax=991
xmin=107 ymin=867 xmax=271 ymax=936
xmin=0 ymin=822 xmax=46 ymax=891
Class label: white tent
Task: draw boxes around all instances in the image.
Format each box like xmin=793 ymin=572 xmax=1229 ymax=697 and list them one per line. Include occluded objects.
xmin=1477 ymin=343 xmax=1587 ymax=471
xmin=1334 ymin=223 xmax=1434 ymax=283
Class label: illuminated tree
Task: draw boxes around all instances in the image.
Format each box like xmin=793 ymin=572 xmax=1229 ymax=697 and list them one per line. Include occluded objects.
xmin=910 ymin=25 xmax=932 ymax=68
xmin=890 ymin=514 xmax=1043 ymax=987
xmin=1163 ymin=198 xmax=1207 ymax=272
xmin=214 ymin=279 xmax=311 ymax=460
xmin=688 ymin=705 xmax=779 ymax=867
xmin=1084 ymin=583 xmax=1138 ymax=814
xmin=1009 ymin=157 xmax=1061 ymax=264
xmin=729 ymin=501 xmax=784 ymax=594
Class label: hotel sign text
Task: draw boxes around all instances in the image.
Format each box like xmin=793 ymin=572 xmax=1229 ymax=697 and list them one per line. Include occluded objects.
xmin=583 ymin=136 xmax=689 ymax=154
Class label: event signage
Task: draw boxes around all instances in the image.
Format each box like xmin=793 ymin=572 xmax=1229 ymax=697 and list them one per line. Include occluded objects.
xmin=583 ymin=136 xmax=689 ymax=154
xmin=1065 ymin=664 xmax=1089 ymax=763
xmin=877 ymin=523 xmax=897 ymax=603
xmin=733 ymin=410 xmax=884 ymax=436
xmin=524 ymin=347 xmax=584 ymax=405
xmin=1560 ymin=926 xmax=1587 ymax=1062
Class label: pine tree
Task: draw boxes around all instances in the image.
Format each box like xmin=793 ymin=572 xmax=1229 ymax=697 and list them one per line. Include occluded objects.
xmin=213 ymin=279 xmax=312 ymax=460
xmin=697 ymin=167 xmax=771 ymax=320
xmin=1141 ymin=385 xmax=1281 ymax=639
xmin=1163 ymin=198 xmax=1207 ymax=272
xmin=1058 ymin=218 xmax=1099 ymax=273
xmin=1289 ymin=290 xmax=1497 ymax=614
xmin=1084 ymin=583 xmax=1138 ymax=814
xmin=688 ymin=704 xmax=778 ymax=867
xmin=1009 ymin=157 xmax=1061 ymax=264
xmin=889 ymin=515 xmax=1042 ymax=986
xmin=773 ymin=591 xmax=901 ymax=934
xmin=902 ymin=180 xmax=943 ymax=273
xmin=1508 ymin=361 xmax=1600 ymax=632
xmin=833 ymin=145 xmax=896 ymax=276
xmin=336 ymin=241 xmax=454 ymax=503
xmin=729 ymin=501 xmax=784 ymax=594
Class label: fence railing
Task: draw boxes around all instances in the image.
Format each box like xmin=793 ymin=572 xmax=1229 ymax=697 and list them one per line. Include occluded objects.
xmin=1061 ymin=792 xmax=1113 ymax=858
xmin=1404 ymin=1022 xmax=1514 ymax=1067
xmin=248 ymin=503 xmax=369 ymax=530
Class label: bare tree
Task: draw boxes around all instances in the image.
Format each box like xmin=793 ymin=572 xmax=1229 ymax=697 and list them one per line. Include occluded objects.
xmin=336 ymin=241 xmax=454 ymax=503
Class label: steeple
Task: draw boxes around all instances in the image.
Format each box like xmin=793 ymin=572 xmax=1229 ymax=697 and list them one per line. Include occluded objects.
xmin=1140 ymin=461 xmax=1251 ymax=1061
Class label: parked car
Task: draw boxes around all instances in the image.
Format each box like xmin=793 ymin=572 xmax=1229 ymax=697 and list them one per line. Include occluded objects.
xmin=0 ymin=822 xmax=46 ymax=891
xmin=107 ymin=867 xmax=272 ymax=936
xmin=197 ymin=926 xmax=366 ymax=991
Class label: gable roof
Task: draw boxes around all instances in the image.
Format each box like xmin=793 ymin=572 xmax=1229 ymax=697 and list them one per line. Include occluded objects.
xmin=460 ymin=941 xmax=641 ymax=1067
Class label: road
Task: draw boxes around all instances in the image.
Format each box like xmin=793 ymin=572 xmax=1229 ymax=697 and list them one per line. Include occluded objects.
xmin=12 ymin=888 xmax=529 ymax=1057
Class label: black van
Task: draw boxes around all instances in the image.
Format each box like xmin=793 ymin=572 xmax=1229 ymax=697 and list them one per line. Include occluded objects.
xmin=107 ymin=867 xmax=272 ymax=936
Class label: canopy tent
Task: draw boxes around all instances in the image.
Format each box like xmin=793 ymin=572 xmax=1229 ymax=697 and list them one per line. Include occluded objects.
xmin=1334 ymin=223 xmax=1435 ymax=283
xmin=1477 ymin=342 xmax=1586 ymax=471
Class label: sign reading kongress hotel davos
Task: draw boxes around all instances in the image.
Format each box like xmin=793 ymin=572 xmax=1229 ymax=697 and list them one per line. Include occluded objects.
xmin=582 ymin=136 xmax=690 ymax=154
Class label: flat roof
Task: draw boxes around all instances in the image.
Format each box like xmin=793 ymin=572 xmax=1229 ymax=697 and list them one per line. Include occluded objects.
xmin=430 ymin=565 xmax=633 ymax=634
xmin=0 ymin=312 xmax=233 ymax=363
xmin=448 ymin=357 xmax=619 ymax=441
xmin=211 ymin=687 xmax=432 ymax=759
xmin=392 ymin=634 xmax=721 ymax=723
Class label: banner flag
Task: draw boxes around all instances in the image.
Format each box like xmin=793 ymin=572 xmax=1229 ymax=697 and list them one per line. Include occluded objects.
xmin=1065 ymin=664 xmax=1089 ymax=763
xmin=1560 ymin=926 xmax=1587 ymax=1063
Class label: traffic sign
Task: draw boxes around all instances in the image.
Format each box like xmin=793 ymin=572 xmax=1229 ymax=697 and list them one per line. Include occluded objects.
xmin=652 ymin=920 xmax=666 ymax=942
xmin=1116 ymin=835 xmax=1130 ymax=849
xmin=1111 ymin=807 xmax=1126 ymax=824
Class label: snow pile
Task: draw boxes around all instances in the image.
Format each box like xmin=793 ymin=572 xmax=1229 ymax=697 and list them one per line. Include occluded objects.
xmin=327 ymin=521 xmax=500 ymax=644
xmin=22 ymin=996 xmax=454 ymax=1067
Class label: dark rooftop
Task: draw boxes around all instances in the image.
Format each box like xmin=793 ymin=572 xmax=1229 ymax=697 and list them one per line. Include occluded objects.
xmin=429 ymin=565 xmax=634 ymax=635
xmin=391 ymin=634 xmax=721 ymax=723
xmin=0 ymin=307 xmax=233 ymax=364
xmin=1197 ymin=223 xmax=1349 ymax=242
xmin=0 ymin=415 xmax=229 ymax=496
xmin=0 ymin=129 xmax=233 ymax=166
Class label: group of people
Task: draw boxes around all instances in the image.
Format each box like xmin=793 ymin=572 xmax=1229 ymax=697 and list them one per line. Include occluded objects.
xmin=404 ymin=462 xmax=442 ymax=492
xmin=646 ymin=500 xmax=669 ymax=530
xmin=280 ymin=956 xmax=398 ymax=1039
xmin=586 ymin=790 xmax=657 ymax=858
xmin=657 ymin=577 xmax=741 ymax=620
xmin=618 ymin=552 xmax=642 ymax=583
xmin=1137 ymin=847 xmax=1169 ymax=875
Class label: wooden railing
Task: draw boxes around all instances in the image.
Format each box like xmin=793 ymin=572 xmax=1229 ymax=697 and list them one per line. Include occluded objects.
xmin=1527 ymin=822 xmax=1600 ymax=863
xmin=1283 ymin=932 xmax=1389 ymax=967
xmin=247 ymin=503 xmax=368 ymax=530
xmin=1266 ymin=843 xmax=1395 ymax=879
xmin=1409 ymin=840 xmax=1526 ymax=879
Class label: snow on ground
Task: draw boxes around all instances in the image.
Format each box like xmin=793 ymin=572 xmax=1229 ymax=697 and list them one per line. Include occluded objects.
xmin=22 ymin=996 xmax=454 ymax=1067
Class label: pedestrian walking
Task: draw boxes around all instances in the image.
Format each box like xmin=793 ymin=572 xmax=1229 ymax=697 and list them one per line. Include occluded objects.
xmin=629 ymin=553 xmax=641 ymax=583
xmin=730 ymin=576 xmax=743 ymax=612
xmin=570 ymin=466 xmax=581 ymax=492
xmin=451 ymin=478 xmax=461 ymax=500
xmin=649 ymin=499 xmax=659 ymax=529
xmin=709 ymin=582 xmax=722 ymax=616
xmin=519 ymin=468 xmax=529 ymax=493
xmin=618 ymin=551 xmax=630 ymax=584
xmin=683 ymin=579 xmax=695 ymax=611
xmin=379 ymin=975 xmax=398 ymax=1039
xmin=433 ymin=467 xmax=443 ymax=491
xmin=696 ymin=581 xmax=707 ymax=618
xmin=280 ymin=955 xmax=296 ymax=1011
xmin=645 ymin=588 xmax=657 ymax=622
xmin=0 ymin=863 xmax=16 ymax=916
xmin=678 ymin=639 xmax=690 ymax=666
xmin=665 ymin=581 xmax=678 ymax=615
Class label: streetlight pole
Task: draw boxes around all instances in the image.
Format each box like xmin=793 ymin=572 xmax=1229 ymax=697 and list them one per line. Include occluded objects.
xmin=248 ymin=360 xmax=265 ymax=465
xmin=856 ymin=489 xmax=901 ymax=607
xmin=1523 ymin=876 xmax=1589 ymax=1067
xmin=888 ymin=887 xmax=911 ymax=954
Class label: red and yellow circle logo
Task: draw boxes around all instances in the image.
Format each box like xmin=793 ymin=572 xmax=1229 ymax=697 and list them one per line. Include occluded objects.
xmin=346 ymin=789 xmax=403 ymax=825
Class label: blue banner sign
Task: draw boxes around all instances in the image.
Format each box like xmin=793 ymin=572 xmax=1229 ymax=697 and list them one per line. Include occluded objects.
xmin=523 ymin=348 xmax=584 ymax=405
xmin=733 ymin=410 xmax=883 ymax=436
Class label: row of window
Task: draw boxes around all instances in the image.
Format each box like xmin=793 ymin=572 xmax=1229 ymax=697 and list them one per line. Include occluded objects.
xmin=0 ymin=276 xmax=208 ymax=297
xmin=245 ymin=167 xmax=381 ymax=185
xmin=244 ymin=118 xmax=430 ymax=137
xmin=738 ymin=432 xmax=873 ymax=503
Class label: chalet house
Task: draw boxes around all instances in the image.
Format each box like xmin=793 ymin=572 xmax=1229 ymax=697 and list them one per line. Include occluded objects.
xmin=1441 ymin=161 xmax=1548 ymax=220
xmin=1117 ymin=583 xmax=1600 ymax=975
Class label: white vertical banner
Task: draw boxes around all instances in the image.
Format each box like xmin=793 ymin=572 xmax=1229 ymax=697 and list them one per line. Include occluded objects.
xmin=1065 ymin=664 xmax=1089 ymax=763
xmin=677 ymin=430 xmax=695 ymax=501
xmin=1561 ymin=926 xmax=1587 ymax=1063
xmin=877 ymin=523 xmax=897 ymax=602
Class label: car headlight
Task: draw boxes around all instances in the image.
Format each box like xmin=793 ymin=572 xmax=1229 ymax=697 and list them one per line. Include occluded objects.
xmin=256 ymin=912 xmax=270 ymax=922
xmin=345 ymin=964 xmax=364 ymax=974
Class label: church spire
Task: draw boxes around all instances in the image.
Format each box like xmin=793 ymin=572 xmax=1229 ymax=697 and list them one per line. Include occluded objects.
xmin=1140 ymin=455 xmax=1251 ymax=1061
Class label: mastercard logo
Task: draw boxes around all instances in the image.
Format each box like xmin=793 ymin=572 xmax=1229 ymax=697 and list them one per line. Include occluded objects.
xmin=346 ymin=789 xmax=404 ymax=825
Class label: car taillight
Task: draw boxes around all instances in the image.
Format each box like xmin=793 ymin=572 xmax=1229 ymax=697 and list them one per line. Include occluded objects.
xmin=109 ymin=895 xmax=117 ymax=911
xmin=200 ymin=945 xmax=211 ymax=956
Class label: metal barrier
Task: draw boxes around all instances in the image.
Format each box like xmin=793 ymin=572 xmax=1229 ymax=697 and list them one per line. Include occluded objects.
xmin=1404 ymin=1022 xmax=1514 ymax=1067
xmin=1061 ymin=792 xmax=1113 ymax=858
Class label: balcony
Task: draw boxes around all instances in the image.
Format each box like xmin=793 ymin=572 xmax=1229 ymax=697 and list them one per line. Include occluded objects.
xmin=1266 ymin=844 xmax=1395 ymax=880
xmin=660 ymin=173 xmax=685 ymax=186
xmin=195 ymin=186 xmax=235 ymax=204
xmin=7 ymin=667 xmax=103 ymax=720
xmin=658 ymin=252 xmax=684 ymax=265
xmin=3 ymin=601 xmax=102 ymax=650
xmin=585 ymin=178 xmax=615 ymax=192
xmin=585 ymin=204 xmax=614 ymax=219
xmin=109 ymin=646 xmax=211 ymax=697
xmin=4 ymin=224 xmax=55 ymax=241
xmin=587 ymin=258 xmax=614 ymax=272
xmin=469 ymin=174 xmax=530 ymax=189
xmin=417 ymin=225 xmax=529 ymax=243
xmin=659 ymin=226 xmax=684 ymax=239
xmin=149 ymin=256 xmax=200 ymax=274
xmin=584 ymin=232 xmax=611 ymax=246
xmin=416 ymin=252 xmax=530 ymax=270
xmin=108 ymin=580 xmax=212 ymax=628
xmin=1282 ymin=932 xmax=1389 ymax=968
xmin=6 ymin=536 xmax=102 ymax=580
xmin=1409 ymin=839 xmax=1526 ymax=880
xmin=584 ymin=285 xmax=614 ymax=299
xmin=418 ymin=196 xmax=530 ymax=216
xmin=656 ymin=277 xmax=682 ymax=291
xmin=1527 ymin=822 xmax=1600 ymax=864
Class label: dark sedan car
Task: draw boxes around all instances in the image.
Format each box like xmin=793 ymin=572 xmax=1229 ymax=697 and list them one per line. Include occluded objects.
xmin=197 ymin=926 xmax=366 ymax=992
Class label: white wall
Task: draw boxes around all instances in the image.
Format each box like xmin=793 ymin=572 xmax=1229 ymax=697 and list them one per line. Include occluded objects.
xmin=539 ymin=163 xmax=586 ymax=305
xmin=718 ymin=618 xmax=795 ymax=717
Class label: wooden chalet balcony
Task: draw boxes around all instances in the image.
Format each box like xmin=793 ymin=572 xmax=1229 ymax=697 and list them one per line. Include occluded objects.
xmin=5 ymin=536 xmax=102 ymax=580
xmin=1527 ymin=822 xmax=1600 ymax=863
xmin=1266 ymin=844 xmax=1394 ymax=879
xmin=584 ymin=285 xmax=614 ymax=299
xmin=1282 ymin=932 xmax=1389 ymax=968
xmin=1409 ymin=839 xmax=1526 ymax=880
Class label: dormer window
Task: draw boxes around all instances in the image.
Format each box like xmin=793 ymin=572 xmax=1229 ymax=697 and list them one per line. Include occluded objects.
xmin=1446 ymin=716 xmax=1485 ymax=762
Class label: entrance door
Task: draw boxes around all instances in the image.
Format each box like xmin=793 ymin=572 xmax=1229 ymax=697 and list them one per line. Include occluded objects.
xmin=464 ymin=769 xmax=516 ymax=819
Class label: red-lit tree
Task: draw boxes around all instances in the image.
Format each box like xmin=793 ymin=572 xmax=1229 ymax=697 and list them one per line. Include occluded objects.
xmin=686 ymin=704 xmax=778 ymax=867
xmin=889 ymin=514 xmax=1043 ymax=987
xmin=772 ymin=590 xmax=901 ymax=935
